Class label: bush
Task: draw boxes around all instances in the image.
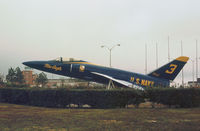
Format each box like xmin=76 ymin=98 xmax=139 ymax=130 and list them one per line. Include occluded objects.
xmin=0 ymin=88 xmax=29 ymax=104
xmin=0 ymin=88 xmax=199 ymax=108
xmin=0 ymin=88 xmax=144 ymax=108
xmin=146 ymin=88 xmax=200 ymax=108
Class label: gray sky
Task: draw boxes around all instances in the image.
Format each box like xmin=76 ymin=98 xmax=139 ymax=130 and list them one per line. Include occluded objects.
xmin=0 ymin=0 xmax=200 ymax=84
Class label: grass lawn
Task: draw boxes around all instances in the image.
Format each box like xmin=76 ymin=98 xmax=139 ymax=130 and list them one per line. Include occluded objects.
xmin=0 ymin=103 xmax=199 ymax=131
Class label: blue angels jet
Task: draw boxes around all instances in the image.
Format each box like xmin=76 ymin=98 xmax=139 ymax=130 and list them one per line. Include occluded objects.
xmin=23 ymin=56 xmax=189 ymax=90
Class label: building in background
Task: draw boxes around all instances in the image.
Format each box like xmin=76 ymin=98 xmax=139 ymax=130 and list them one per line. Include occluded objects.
xmin=188 ymin=78 xmax=200 ymax=88
xmin=46 ymin=78 xmax=89 ymax=88
xmin=47 ymin=78 xmax=105 ymax=88
xmin=22 ymin=70 xmax=37 ymax=86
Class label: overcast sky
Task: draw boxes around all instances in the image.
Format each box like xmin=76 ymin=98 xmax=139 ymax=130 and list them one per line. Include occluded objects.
xmin=0 ymin=0 xmax=200 ymax=84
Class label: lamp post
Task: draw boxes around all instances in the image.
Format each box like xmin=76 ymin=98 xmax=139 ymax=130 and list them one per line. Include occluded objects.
xmin=101 ymin=44 xmax=120 ymax=67
xmin=101 ymin=44 xmax=120 ymax=89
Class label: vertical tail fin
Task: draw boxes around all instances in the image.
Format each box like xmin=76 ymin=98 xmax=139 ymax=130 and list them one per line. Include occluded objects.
xmin=148 ymin=56 xmax=189 ymax=81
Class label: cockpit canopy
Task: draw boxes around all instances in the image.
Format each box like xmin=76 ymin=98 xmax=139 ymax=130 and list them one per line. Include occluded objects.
xmin=52 ymin=57 xmax=83 ymax=63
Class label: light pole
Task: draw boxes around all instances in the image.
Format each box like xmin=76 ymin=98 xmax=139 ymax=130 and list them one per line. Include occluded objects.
xmin=101 ymin=44 xmax=120 ymax=89
xmin=101 ymin=44 xmax=120 ymax=67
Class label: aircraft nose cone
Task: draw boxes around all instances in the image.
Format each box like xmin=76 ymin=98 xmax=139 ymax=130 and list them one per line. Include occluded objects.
xmin=23 ymin=61 xmax=32 ymax=67
xmin=22 ymin=61 xmax=46 ymax=69
xmin=23 ymin=62 xmax=30 ymax=66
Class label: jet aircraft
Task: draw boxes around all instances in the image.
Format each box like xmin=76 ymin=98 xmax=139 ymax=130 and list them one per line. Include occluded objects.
xmin=23 ymin=56 xmax=189 ymax=90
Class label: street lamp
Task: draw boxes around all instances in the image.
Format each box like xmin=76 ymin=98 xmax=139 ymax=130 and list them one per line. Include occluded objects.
xmin=101 ymin=44 xmax=120 ymax=67
xmin=101 ymin=44 xmax=120 ymax=89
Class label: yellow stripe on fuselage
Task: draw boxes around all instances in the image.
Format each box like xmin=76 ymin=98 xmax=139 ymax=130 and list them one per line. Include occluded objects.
xmin=68 ymin=62 xmax=101 ymax=66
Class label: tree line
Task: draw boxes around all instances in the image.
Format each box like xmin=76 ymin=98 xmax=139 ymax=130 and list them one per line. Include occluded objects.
xmin=0 ymin=67 xmax=48 ymax=87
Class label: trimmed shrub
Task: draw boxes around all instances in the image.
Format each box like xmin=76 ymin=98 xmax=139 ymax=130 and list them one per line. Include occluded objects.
xmin=146 ymin=88 xmax=200 ymax=108
xmin=0 ymin=88 xmax=144 ymax=108
xmin=0 ymin=88 xmax=199 ymax=108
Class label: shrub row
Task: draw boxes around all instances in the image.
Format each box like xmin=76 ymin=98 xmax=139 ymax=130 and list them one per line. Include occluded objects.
xmin=0 ymin=88 xmax=199 ymax=108
xmin=0 ymin=88 xmax=144 ymax=108
xmin=146 ymin=88 xmax=200 ymax=108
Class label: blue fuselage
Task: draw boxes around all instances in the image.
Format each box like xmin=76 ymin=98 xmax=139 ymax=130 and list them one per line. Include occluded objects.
xmin=23 ymin=60 xmax=169 ymax=88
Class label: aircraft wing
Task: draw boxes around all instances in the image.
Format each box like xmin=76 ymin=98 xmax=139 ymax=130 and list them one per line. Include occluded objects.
xmin=91 ymin=72 xmax=144 ymax=90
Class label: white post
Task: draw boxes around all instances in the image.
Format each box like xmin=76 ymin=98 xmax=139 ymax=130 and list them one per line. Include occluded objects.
xmin=181 ymin=41 xmax=184 ymax=87
xmin=168 ymin=36 xmax=170 ymax=62
xmin=196 ymin=40 xmax=198 ymax=80
xmin=145 ymin=44 xmax=147 ymax=74
xmin=192 ymin=60 xmax=195 ymax=86
xmin=156 ymin=43 xmax=158 ymax=68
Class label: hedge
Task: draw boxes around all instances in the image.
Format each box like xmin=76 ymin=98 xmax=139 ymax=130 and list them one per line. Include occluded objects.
xmin=0 ymin=88 xmax=199 ymax=108
xmin=0 ymin=88 xmax=144 ymax=108
xmin=146 ymin=88 xmax=200 ymax=108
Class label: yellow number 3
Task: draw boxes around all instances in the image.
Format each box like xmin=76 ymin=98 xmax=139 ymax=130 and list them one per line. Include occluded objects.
xmin=165 ymin=64 xmax=178 ymax=74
